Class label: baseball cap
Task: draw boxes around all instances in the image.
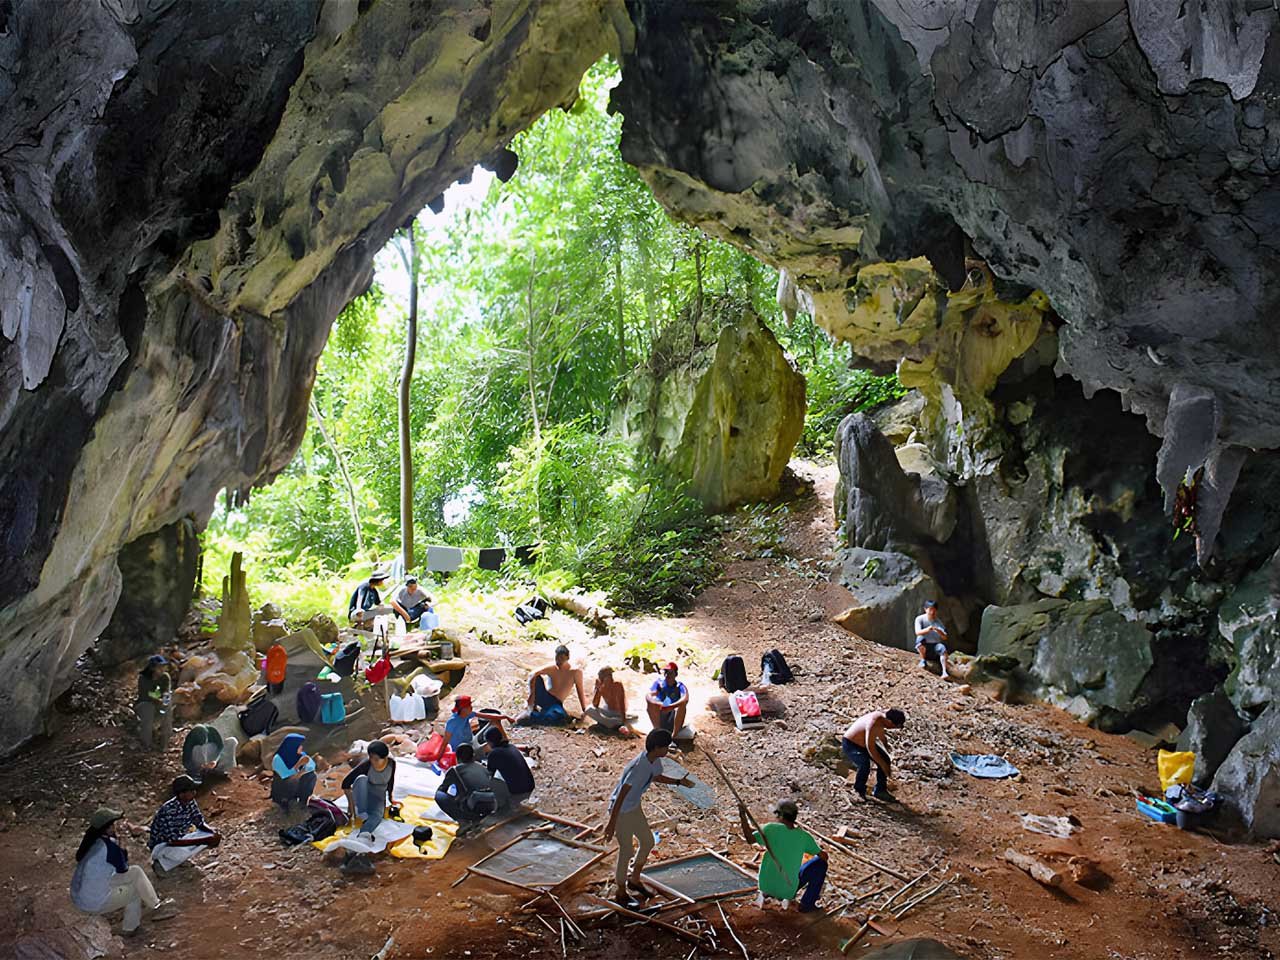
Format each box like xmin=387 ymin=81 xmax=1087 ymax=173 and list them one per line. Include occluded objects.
xmin=923 ymin=599 xmax=937 ymax=609
xmin=147 ymin=654 xmax=168 ymax=666
xmin=453 ymin=694 xmax=472 ymax=713
xmin=663 ymin=662 xmax=678 ymax=673
xmin=89 ymin=807 xmax=123 ymax=830
xmin=405 ymin=574 xmax=418 ymax=583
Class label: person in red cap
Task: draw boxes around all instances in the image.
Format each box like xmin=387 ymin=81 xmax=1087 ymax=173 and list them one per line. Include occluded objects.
xmin=443 ymin=694 xmax=479 ymax=753
xmin=646 ymin=662 xmax=689 ymax=734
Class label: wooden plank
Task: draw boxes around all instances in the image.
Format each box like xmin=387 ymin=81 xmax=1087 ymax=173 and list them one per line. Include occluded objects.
xmin=549 ymin=848 xmax=611 ymax=894
xmin=531 ymin=809 xmax=592 ymax=832
xmin=468 ymin=865 xmax=546 ymax=896
xmin=812 ymin=831 xmax=911 ymax=882
xmin=636 ymin=873 xmax=697 ymax=904
xmin=1003 ymin=849 xmax=1062 ymax=887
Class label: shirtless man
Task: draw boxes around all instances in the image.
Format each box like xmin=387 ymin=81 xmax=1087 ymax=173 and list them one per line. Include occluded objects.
xmin=517 ymin=644 xmax=586 ymax=726
xmin=585 ymin=667 xmax=635 ymax=737
xmin=842 ymin=708 xmax=905 ymax=802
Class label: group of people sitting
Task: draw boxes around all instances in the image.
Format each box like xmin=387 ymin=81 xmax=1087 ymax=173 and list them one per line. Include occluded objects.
xmin=348 ymin=568 xmax=436 ymax=629
xmin=516 ymin=643 xmax=691 ymax=738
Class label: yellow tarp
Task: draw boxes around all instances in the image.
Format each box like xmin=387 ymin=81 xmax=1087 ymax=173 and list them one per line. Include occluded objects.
xmin=312 ymin=794 xmax=458 ymax=860
xmin=1158 ymin=749 xmax=1195 ymax=791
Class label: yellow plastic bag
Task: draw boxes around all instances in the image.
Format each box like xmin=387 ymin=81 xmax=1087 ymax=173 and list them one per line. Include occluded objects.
xmin=1158 ymin=749 xmax=1195 ymax=791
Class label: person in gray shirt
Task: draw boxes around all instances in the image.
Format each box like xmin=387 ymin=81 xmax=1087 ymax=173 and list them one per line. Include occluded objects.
xmin=913 ymin=600 xmax=951 ymax=679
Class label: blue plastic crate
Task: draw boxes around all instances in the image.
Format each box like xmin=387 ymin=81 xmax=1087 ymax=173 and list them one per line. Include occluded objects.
xmin=1136 ymin=796 xmax=1178 ymax=824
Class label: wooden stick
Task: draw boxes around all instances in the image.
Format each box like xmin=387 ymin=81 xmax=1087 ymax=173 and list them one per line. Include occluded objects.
xmin=700 ymin=746 xmax=784 ymax=873
xmin=583 ymin=894 xmax=710 ymax=948
xmin=559 ymin=917 xmax=567 ymax=959
xmin=839 ymin=916 xmax=877 ymax=954
xmin=451 ymin=870 xmax=470 ymax=888
xmin=534 ymin=914 xmax=558 ymax=935
xmin=812 ymin=831 xmax=910 ymax=882
xmin=371 ymin=934 xmax=395 ymax=960
xmin=543 ymin=891 xmax=586 ymax=941
xmin=533 ymin=809 xmax=592 ymax=831
xmin=879 ymin=865 xmax=934 ymax=912
xmin=717 ymin=901 xmax=749 ymax=960
xmin=893 ymin=879 xmax=950 ymax=919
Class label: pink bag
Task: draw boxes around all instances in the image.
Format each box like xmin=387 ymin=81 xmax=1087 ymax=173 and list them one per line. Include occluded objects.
xmin=734 ymin=691 xmax=762 ymax=719
xmin=416 ymin=732 xmax=445 ymax=763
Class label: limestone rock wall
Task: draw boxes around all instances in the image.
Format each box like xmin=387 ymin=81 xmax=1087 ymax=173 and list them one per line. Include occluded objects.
xmin=0 ymin=0 xmax=622 ymax=753
xmin=614 ymin=298 xmax=805 ymax=511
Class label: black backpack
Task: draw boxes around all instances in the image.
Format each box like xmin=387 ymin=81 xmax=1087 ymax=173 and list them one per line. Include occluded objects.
xmin=761 ymin=649 xmax=793 ymax=684
xmin=719 ymin=655 xmax=749 ymax=693
xmin=239 ymin=697 xmax=279 ymax=737
xmin=279 ymin=810 xmax=339 ymax=846
xmin=296 ymin=681 xmax=322 ymax=724
xmin=513 ymin=595 xmax=549 ymax=625
xmin=332 ymin=639 xmax=362 ymax=677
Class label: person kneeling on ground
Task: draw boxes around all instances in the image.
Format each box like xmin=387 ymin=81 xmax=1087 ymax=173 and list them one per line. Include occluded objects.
xmin=484 ymin=726 xmax=535 ymax=809
xmin=343 ymin=740 xmax=397 ymax=837
xmin=348 ymin=567 xmax=395 ymax=629
xmin=72 ymin=807 xmax=178 ymax=936
xmin=585 ymin=666 xmax=635 ymax=737
xmin=434 ymin=744 xmax=499 ymax=827
xmin=270 ymin=733 xmax=318 ymax=812
xmin=390 ymin=574 xmax=434 ymax=626
xmin=603 ymin=728 xmax=693 ymax=908
xmin=181 ymin=724 xmax=236 ymax=782
xmin=842 ymin=708 xmax=905 ymax=802
xmin=740 ymin=800 xmax=826 ymax=912
xmin=913 ymin=600 xmax=951 ymax=679
xmin=646 ymin=662 xmax=689 ymax=734
xmin=517 ymin=644 xmax=586 ymax=726
xmin=148 ymin=775 xmax=221 ymax=874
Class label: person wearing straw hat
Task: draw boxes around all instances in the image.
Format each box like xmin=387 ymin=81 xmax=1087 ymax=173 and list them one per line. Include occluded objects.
xmin=739 ymin=799 xmax=827 ymax=912
xmin=71 ymin=807 xmax=177 ymax=935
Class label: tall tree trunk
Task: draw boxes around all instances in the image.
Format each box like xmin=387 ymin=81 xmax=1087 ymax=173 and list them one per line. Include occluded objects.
xmin=396 ymin=226 xmax=418 ymax=571
xmin=309 ymin=397 xmax=364 ymax=557
xmin=525 ymin=265 xmax=542 ymax=441
xmin=692 ymin=236 xmax=705 ymax=349
xmin=613 ymin=247 xmax=628 ymax=376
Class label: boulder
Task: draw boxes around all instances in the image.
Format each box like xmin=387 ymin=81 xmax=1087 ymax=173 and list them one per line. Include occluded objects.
xmin=97 ymin=518 xmax=201 ymax=666
xmin=978 ymin=599 xmax=1155 ymax=723
xmin=171 ymin=650 xmax=258 ymax=718
xmin=1177 ymin=688 xmax=1246 ymax=787
xmin=1217 ymin=549 xmax=1280 ymax=714
xmin=252 ymin=614 xmax=289 ymax=654
xmin=833 ymin=549 xmax=941 ymax=651
xmin=1211 ymin=704 xmax=1280 ymax=838
xmin=614 ymin=297 xmax=805 ymax=511
xmin=306 ymin=613 xmax=340 ymax=649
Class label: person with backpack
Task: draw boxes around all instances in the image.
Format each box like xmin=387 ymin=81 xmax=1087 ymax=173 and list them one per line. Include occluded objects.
xmin=739 ymin=799 xmax=827 ymax=912
xmin=842 ymin=708 xmax=906 ymax=802
xmin=604 ymin=729 xmax=693 ymax=907
xmin=484 ymin=726 xmax=535 ymax=808
xmin=586 ymin=666 xmax=635 ymax=736
xmin=434 ymin=743 xmax=499 ymax=828
xmin=270 ymin=733 xmax=318 ymax=812
xmin=342 ymin=741 xmax=397 ymax=838
xmin=645 ymin=662 xmax=689 ymax=735
xmin=147 ymin=775 xmax=221 ymax=874
xmin=348 ymin=567 xmax=395 ymax=628
xmin=181 ymin=724 xmax=236 ymax=781
xmin=71 ymin=807 xmax=177 ymax=936
xmin=135 ymin=655 xmax=172 ymax=751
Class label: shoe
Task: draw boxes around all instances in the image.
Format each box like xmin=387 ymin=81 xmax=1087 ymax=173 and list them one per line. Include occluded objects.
xmin=340 ymin=853 xmax=376 ymax=876
xmin=918 ymin=660 xmax=928 ymax=669
xmin=627 ymin=880 xmax=651 ymax=899
xmin=754 ymin=892 xmax=766 ymax=909
xmin=613 ymin=895 xmax=642 ymax=910
xmin=854 ymin=788 xmax=867 ymax=800
xmin=781 ymin=899 xmax=792 ymax=911
xmin=872 ymin=787 xmax=897 ymax=803
xmin=798 ymin=903 xmax=820 ymax=913
xmin=150 ymin=898 xmax=180 ymax=921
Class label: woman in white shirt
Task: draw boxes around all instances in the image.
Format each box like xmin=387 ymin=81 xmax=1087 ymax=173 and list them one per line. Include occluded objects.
xmin=70 ymin=807 xmax=176 ymax=934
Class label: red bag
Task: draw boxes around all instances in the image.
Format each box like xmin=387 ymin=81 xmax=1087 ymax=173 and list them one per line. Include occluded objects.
xmin=364 ymin=657 xmax=391 ymax=684
xmin=416 ymin=732 xmax=445 ymax=763
xmin=437 ymin=748 xmax=458 ymax=770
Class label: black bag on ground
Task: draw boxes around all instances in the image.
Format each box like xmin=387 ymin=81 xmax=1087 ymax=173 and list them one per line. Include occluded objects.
xmin=239 ymin=696 xmax=279 ymax=737
xmin=296 ymin=681 xmax=323 ymax=724
xmin=719 ymin=655 xmax=749 ymax=693
xmin=279 ymin=810 xmax=338 ymax=846
xmin=332 ymin=639 xmax=362 ymax=677
xmin=513 ymin=595 xmax=549 ymax=625
xmin=760 ymin=648 xmax=794 ymax=684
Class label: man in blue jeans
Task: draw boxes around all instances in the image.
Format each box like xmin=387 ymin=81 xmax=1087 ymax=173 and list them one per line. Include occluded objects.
xmin=739 ymin=799 xmax=827 ymax=911
xmin=842 ymin=708 xmax=905 ymax=802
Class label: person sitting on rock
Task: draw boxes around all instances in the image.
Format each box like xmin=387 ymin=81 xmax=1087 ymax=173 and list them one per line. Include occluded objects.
xmin=913 ymin=600 xmax=951 ymax=679
xmin=484 ymin=726 xmax=535 ymax=809
xmin=389 ymin=574 xmax=434 ymax=626
xmin=135 ymin=655 xmax=172 ymax=752
xmin=71 ymin=807 xmax=178 ymax=936
xmin=740 ymin=799 xmax=827 ymax=912
xmin=517 ymin=644 xmax=586 ymax=726
xmin=586 ymin=666 xmax=635 ymax=736
xmin=181 ymin=724 xmax=237 ymax=782
xmin=148 ymin=776 xmax=221 ymax=874
xmin=842 ymin=708 xmax=905 ymax=802
xmin=646 ymin=662 xmax=689 ymax=734
xmin=343 ymin=740 xmax=397 ymax=838
xmin=434 ymin=743 xmax=499 ymax=828
xmin=348 ymin=567 xmax=395 ymax=629
xmin=270 ymin=733 xmax=318 ymax=812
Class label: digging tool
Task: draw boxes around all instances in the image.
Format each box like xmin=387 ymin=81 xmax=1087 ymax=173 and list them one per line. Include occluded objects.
xmin=701 ymin=745 xmax=784 ymax=872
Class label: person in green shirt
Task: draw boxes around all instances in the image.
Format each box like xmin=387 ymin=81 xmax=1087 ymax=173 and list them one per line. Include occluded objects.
xmin=738 ymin=799 xmax=827 ymax=912
xmin=135 ymin=656 xmax=172 ymax=752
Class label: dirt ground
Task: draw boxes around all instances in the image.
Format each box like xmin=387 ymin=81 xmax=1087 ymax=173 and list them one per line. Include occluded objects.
xmin=2 ymin=461 xmax=1277 ymax=960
